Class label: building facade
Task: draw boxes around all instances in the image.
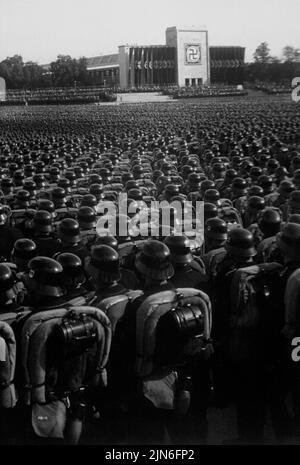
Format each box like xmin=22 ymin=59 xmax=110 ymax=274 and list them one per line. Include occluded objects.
xmin=209 ymin=46 xmax=245 ymax=84
xmin=166 ymin=26 xmax=210 ymax=87
xmin=41 ymin=26 xmax=245 ymax=88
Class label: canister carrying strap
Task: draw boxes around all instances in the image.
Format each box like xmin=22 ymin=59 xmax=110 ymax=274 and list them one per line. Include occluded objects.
xmin=0 ymin=380 xmax=14 ymax=390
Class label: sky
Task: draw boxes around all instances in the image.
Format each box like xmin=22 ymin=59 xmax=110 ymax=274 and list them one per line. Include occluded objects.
xmin=0 ymin=0 xmax=299 ymax=64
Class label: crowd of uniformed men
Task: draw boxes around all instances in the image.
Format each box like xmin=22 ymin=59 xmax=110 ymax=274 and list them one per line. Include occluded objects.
xmin=0 ymin=98 xmax=300 ymax=444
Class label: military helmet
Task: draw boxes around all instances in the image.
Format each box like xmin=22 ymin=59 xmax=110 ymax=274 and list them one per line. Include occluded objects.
xmin=78 ymin=206 xmax=97 ymax=229
xmin=95 ymin=235 xmax=118 ymax=250
xmin=164 ymin=235 xmax=192 ymax=264
xmin=205 ymin=217 xmax=228 ymax=241
xmin=277 ymin=222 xmax=300 ymax=260
xmin=89 ymin=174 xmax=102 ymax=185
xmin=247 ymin=196 xmax=266 ymax=212
xmin=275 ymin=166 xmax=289 ymax=182
xmin=250 ymin=166 xmax=263 ymax=181
xmin=258 ymin=208 xmax=282 ymax=237
xmin=64 ymin=171 xmax=77 ymax=187
xmin=56 ymin=252 xmax=85 ymax=287
xmin=266 ymin=158 xmax=280 ymax=173
xmin=163 ymin=184 xmax=180 ymax=200
xmin=125 ymin=180 xmax=139 ymax=191
xmin=258 ymin=175 xmax=274 ymax=194
xmin=127 ymin=188 xmax=143 ymax=201
xmin=23 ymin=180 xmax=37 ymax=196
xmin=0 ymin=264 xmax=15 ymax=292
xmin=279 ymin=180 xmax=296 ymax=197
xmin=32 ymin=174 xmax=46 ymax=189
xmin=212 ymin=162 xmax=226 ymax=176
xmin=232 ymin=177 xmax=247 ymax=195
xmin=26 ymin=257 xmax=65 ymax=297
xmin=16 ymin=189 xmax=31 ymax=207
xmin=51 ymin=187 xmax=66 ymax=203
xmin=13 ymin=170 xmax=25 ymax=187
xmin=204 ymin=189 xmax=221 ymax=206
xmin=204 ymin=202 xmax=219 ymax=222
xmin=248 ymin=185 xmax=264 ymax=197
xmin=200 ymin=179 xmax=215 ymax=195
xmin=12 ymin=238 xmax=37 ymax=262
xmin=37 ymin=199 xmax=56 ymax=215
xmin=226 ymin=228 xmax=256 ymax=258
xmin=80 ymin=194 xmax=98 ymax=208
xmin=33 ymin=210 xmax=53 ymax=233
xmin=89 ymin=183 xmax=103 ymax=200
xmin=289 ymin=190 xmax=300 ymax=210
xmin=87 ymin=245 xmax=120 ymax=283
xmin=122 ymin=172 xmax=134 ymax=184
xmin=58 ymin=218 xmax=80 ymax=244
xmin=224 ymin=168 xmax=238 ymax=181
xmin=135 ymin=240 xmax=174 ymax=280
xmin=181 ymin=165 xmax=194 ymax=180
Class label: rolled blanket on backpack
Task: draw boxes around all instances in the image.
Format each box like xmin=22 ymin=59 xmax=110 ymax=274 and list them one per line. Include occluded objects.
xmin=0 ymin=322 xmax=17 ymax=408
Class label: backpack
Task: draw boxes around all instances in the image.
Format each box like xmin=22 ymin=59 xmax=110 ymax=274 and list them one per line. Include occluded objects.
xmin=202 ymin=247 xmax=227 ymax=279
xmin=118 ymin=239 xmax=149 ymax=266
xmin=131 ymin=288 xmax=212 ymax=411
xmin=54 ymin=207 xmax=78 ymax=223
xmin=8 ymin=208 xmax=36 ymax=229
xmin=134 ymin=288 xmax=212 ymax=378
xmin=20 ymin=306 xmax=112 ymax=439
xmin=79 ymin=229 xmax=98 ymax=250
xmin=229 ymin=263 xmax=284 ymax=362
xmin=96 ymin=290 xmax=143 ymax=334
xmin=0 ymin=310 xmax=31 ymax=408
xmin=256 ymin=236 xmax=277 ymax=263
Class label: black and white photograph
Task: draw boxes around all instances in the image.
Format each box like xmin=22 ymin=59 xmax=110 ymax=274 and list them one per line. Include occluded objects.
xmin=0 ymin=0 xmax=300 ymax=454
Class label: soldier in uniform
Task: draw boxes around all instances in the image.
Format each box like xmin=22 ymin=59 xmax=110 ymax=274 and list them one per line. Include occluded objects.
xmin=256 ymin=208 xmax=282 ymax=263
xmin=211 ymin=229 xmax=257 ymax=408
xmin=32 ymin=210 xmax=61 ymax=258
xmin=85 ymin=245 xmax=129 ymax=303
xmin=243 ymin=196 xmax=266 ymax=230
xmin=78 ymin=206 xmax=98 ymax=251
xmin=55 ymin=252 xmax=92 ymax=304
xmin=164 ymin=235 xmax=206 ymax=289
xmin=11 ymin=238 xmax=37 ymax=273
xmin=203 ymin=217 xmax=228 ymax=254
xmin=56 ymin=218 xmax=90 ymax=264
xmin=282 ymin=190 xmax=300 ymax=221
xmin=24 ymin=256 xmax=67 ymax=309
xmin=0 ymin=204 xmax=23 ymax=261
xmin=0 ymin=263 xmax=25 ymax=313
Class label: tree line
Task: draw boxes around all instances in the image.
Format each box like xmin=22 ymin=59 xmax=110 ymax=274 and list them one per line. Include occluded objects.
xmin=0 ymin=43 xmax=299 ymax=89
xmin=0 ymin=55 xmax=90 ymax=89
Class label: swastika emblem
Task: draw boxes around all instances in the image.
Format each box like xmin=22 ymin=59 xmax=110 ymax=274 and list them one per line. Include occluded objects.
xmin=185 ymin=44 xmax=201 ymax=65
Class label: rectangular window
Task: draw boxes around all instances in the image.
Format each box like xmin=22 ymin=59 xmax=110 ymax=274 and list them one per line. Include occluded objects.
xmin=185 ymin=78 xmax=190 ymax=87
xmin=191 ymin=78 xmax=196 ymax=86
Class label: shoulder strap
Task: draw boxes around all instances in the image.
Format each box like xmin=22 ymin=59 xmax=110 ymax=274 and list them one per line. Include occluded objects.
xmin=98 ymin=290 xmax=143 ymax=333
xmin=135 ymin=290 xmax=178 ymax=377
